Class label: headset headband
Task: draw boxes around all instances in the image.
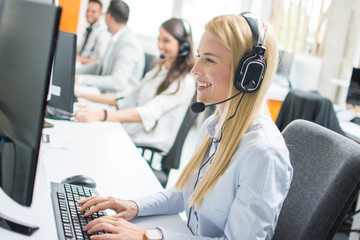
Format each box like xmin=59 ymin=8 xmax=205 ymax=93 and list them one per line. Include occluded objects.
xmin=240 ymin=12 xmax=266 ymax=47
xmin=180 ymin=18 xmax=191 ymax=38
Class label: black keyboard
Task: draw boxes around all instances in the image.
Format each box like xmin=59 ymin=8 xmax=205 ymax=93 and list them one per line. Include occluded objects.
xmin=351 ymin=117 xmax=360 ymax=125
xmin=50 ymin=182 xmax=107 ymax=240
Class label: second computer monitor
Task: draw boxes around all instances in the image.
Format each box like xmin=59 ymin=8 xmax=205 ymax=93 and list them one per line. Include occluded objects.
xmin=346 ymin=68 xmax=360 ymax=106
xmin=47 ymin=30 xmax=77 ymax=119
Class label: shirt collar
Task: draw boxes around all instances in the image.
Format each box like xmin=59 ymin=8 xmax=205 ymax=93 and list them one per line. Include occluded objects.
xmin=111 ymin=27 xmax=126 ymax=43
xmin=91 ymin=20 xmax=101 ymax=28
xmin=207 ymin=115 xmax=221 ymax=140
xmin=160 ymin=63 xmax=168 ymax=72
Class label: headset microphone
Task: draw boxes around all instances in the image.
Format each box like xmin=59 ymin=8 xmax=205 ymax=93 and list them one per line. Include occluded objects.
xmin=191 ymin=92 xmax=241 ymax=113
xmin=159 ymin=49 xmax=189 ymax=59
xmin=191 ymin=81 xmax=255 ymax=113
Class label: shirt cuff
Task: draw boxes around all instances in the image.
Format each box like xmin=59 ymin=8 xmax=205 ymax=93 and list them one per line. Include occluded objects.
xmin=78 ymin=75 xmax=86 ymax=85
xmin=136 ymin=105 xmax=157 ymax=131
xmin=133 ymin=192 xmax=169 ymax=216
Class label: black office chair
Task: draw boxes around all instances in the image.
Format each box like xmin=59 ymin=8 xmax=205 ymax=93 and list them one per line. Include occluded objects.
xmin=137 ymin=96 xmax=198 ymax=188
xmin=272 ymin=119 xmax=360 ymax=240
xmin=275 ymin=89 xmax=344 ymax=135
xmin=143 ymin=52 xmax=158 ymax=77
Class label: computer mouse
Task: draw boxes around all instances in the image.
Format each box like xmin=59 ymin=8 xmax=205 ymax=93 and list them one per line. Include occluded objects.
xmin=61 ymin=174 xmax=97 ymax=189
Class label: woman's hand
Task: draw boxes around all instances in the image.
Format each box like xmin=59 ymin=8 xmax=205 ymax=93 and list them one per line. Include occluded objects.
xmin=74 ymin=89 xmax=81 ymax=98
xmin=74 ymin=74 xmax=79 ymax=85
xmin=78 ymin=196 xmax=139 ymax=220
xmin=83 ymin=216 xmax=146 ymax=240
xmin=75 ymin=105 xmax=104 ymax=122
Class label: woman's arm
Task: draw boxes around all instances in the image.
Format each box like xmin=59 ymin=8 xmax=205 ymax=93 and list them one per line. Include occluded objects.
xmin=107 ymin=108 xmax=141 ymax=122
xmin=75 ymin=90 xmax=118 ymax=106
xmin=135 ymin=74 xmax=195 ymax=131
xmin=75 ymin=106 xmax=141 ymax=123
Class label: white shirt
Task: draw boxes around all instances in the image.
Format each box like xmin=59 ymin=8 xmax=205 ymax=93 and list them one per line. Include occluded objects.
xmin=77 ymin=27 xmax=144 ymax=93
xmin=100 ymin=28 xmax=124 ymax=75
xmin=117 ymin=64 xmax=195 ymax=154
xmin=134 ymin=114 xmax=293 ymax=239
xmin=78 ymin=19 xmax=111 ymax=60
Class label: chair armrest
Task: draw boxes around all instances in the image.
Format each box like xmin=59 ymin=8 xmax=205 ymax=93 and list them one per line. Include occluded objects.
xmin=135 ymin=144 xmax=164 ymax=166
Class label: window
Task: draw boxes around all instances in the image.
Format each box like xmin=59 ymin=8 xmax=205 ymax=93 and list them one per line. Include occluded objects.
xmin=271 ymin=0 xmax=333 ymax=56
xmin=126 ymin=0 xmax=174 ymax=37
xmin=180 ymin=0 xmax=262 ymax=44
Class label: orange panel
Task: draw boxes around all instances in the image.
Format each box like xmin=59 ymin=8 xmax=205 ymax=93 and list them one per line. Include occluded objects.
xmin=267 ymin=99 xmax=283 ymax=122
xmin=58 ymin=0 xmax=81 ymax=33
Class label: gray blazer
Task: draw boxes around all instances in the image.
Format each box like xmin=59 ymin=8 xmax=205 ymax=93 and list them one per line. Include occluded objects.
xmin=78 ymin=27 xmax=145 ymax=93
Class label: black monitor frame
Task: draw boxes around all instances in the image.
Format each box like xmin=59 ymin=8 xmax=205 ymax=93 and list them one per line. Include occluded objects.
xmin=346 ymin=67 xmax=360 ymax=106
xmin=46 ymin=30 xmax=77 ymax=120
xmin=0 ymin=0 xmax=61 ymax=207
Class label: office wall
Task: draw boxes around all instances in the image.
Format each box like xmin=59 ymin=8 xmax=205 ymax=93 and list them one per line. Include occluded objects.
xmin=58 ymin=0 xmax=81 ymax=33
xmin=318 ymin=0 xmax=360 ymax=102
xmin=340 ymin=0 xmax=360 ymax=77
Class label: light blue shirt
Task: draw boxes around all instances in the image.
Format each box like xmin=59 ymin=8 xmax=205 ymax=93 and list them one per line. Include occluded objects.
xmin=134 ymin=114 xmax=293 ymax=239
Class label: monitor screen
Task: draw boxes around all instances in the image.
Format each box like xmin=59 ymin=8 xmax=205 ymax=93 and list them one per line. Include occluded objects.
xmin=0 ymin=0 xmax=61 ymax=206
xmin=0 ymin=0 xmax=3 ymax=19
xmin=47 ymin=30 xmax=77 ymax=118
xmin=346 ymin=68 xmax=360 ymax=106
xmin=276 ymin=50 xmax=293 ymax=78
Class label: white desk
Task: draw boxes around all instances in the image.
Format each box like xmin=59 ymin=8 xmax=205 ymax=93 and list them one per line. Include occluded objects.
xmin=0 ymin=119 xmax=190 ymax=239
xmin=340 ymin=121 xmax=360 ymax=143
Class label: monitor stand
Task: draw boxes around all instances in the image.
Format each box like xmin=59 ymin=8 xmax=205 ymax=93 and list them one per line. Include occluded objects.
xmin=0 ymin=212 xmax=39 ymax=236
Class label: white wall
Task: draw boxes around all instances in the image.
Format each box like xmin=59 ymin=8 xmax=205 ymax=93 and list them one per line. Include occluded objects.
xmin=318 ymin=0 xmax=360 ymax=102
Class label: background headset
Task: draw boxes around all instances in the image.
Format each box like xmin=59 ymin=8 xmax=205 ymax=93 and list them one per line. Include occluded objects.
xmin=234 ymin=12 xmax=267 ymax=93
xmin=178 ymin=18 xmax=191 ymax=57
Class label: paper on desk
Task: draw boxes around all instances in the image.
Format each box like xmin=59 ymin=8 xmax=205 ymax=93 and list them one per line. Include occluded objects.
xmin=336 ymin=109 xmax=355 ymax=122
xmin=41 ymin=129 xmax=70 ymax=150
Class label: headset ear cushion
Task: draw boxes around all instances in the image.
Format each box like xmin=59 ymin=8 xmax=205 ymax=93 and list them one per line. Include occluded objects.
xmin=234 ymin=53 xmax=266 ymax=92
xmin=179 ymin=41 xmax=190 ymax=55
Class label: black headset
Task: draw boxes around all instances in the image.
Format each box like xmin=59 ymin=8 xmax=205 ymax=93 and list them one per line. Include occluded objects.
xmin=178 ymin=18 xmax=191 ymax=57
xmin=234 ymin=12 xmax=267 ymax=93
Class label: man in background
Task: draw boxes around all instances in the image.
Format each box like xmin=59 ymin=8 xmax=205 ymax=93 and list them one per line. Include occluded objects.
xmin=76 ymin=0 xmax=144 ymax=93
xmin=77 ymin=0 xmax=111 ymax=65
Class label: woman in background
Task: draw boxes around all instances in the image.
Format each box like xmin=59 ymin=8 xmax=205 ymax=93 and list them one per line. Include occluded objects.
xmin=77 ymin=13 xmax=293 ymax=240
xmin=75 ymin=18 xmax=195 ymax=155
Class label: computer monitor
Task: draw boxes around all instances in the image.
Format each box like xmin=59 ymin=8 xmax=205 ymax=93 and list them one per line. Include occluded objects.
xmin=346 ymin=68 xmax=360 ymax=106
xmin=46 ymin=30 xmax=77 ymax=120
xmin=0 ymin=0 xmax=3 ymax=19
xmin=0 ymin=0 xmax=61 ymax=209
xmin=275 ymin=49 xmax=293 ymax=89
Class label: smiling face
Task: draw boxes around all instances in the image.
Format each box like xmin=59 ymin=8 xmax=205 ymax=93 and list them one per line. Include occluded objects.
xmin=157 ymin=26 xmax=180 ymax=68
xmin=86 ymin=1 xmax=102 ymax=25
xmin=191 ymin=32 xmax=232 ymax=113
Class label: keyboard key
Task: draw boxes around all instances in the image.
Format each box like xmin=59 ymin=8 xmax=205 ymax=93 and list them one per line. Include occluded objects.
xmin=51 ymin=182 xmax=107 ymax=240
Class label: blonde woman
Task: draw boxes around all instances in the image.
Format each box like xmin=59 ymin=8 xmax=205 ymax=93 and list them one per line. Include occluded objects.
xmin=77 ymin=13 xmax=293 ymax=240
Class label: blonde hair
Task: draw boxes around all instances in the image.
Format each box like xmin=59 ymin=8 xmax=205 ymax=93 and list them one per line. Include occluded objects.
xmin=175 ymin=14 xmax=278 ymax=209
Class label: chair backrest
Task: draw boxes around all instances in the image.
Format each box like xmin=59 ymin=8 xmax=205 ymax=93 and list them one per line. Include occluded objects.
xmin=143 ymin=52 xmax=158 ymax=77
xmin=136 ymin=94 xmax=198 ymax=187
xmin=273 ymin=119 xmax=360 ymax=240
xmin=161 ymin=94 xmax=198 ymax=171
xmin=275 ymin=89 xmax=344 ymax=135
